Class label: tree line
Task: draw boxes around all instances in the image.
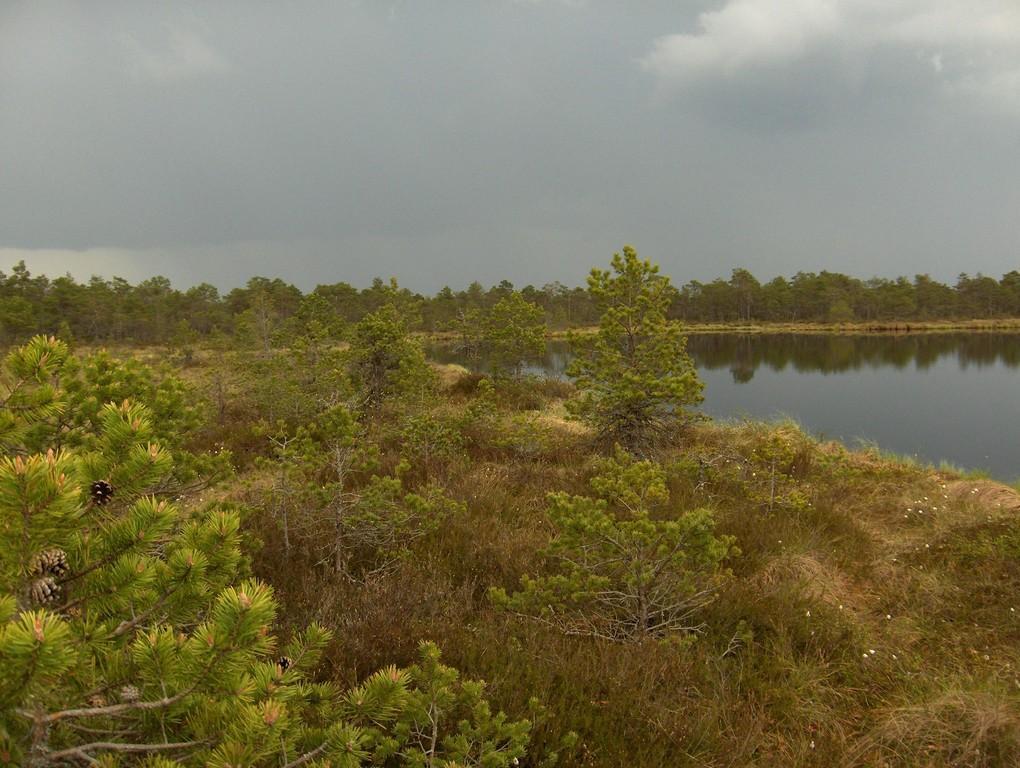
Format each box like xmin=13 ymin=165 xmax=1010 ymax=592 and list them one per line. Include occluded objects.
xmin=2 ymin=259 xmax=1019 ymax=345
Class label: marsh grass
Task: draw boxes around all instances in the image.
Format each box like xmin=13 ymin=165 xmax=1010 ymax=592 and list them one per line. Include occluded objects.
xmin=171 ymin=351 xmax=1020 ymax=766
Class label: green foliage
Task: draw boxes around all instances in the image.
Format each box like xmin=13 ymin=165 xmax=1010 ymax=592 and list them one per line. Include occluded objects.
xmin=400 ymin=413 xmax=465 ymax=476
xmin=330 ymin=471 xmax=458 ymax=582
xmin=0 ymin=337 xmax=548 ymax=767
xmin=350 ymin=305 xmax=434 ymax=413
xmin=0 ymin=336 xmax=69 ymax=454
xmin=488 ymin=414 xmax=557 ymax=460
xmin=566 ymin=246 xmax=703 ymax=450
xmin=281 ymin=292 xmax=346 ymax=367
xmin=56 ymin=351 xmax=230 ymax=487
xmin=60 ymin=352 xmax=201 ymax=445
xmin=361 ymin=642 xmax=535 ymax=768
xmin=743 ymin=423 xmax=813 ymax=513
xmin=169 ymin=319 xmax=200 ymax=364
xmin=483 ymin=292 xmax=546 ymax=378
xmin=0 ymin=398 xmax=401 ymax=765
xmin=262 ymin=406 xmax=459 ymax=580
xmin=4 ymin=260 xmax=1020 ymax=349
xmin=450 ymin=307 xmax=484 ymax=363
xmin=491 ymin=449 xmax=736 ymax=640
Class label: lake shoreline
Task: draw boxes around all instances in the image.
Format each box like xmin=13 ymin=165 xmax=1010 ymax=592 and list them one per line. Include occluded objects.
xmin=428 ymin=332 xmax=1020 ymax=480
xmin=421 ymin=317 xmax=1020 ymax=341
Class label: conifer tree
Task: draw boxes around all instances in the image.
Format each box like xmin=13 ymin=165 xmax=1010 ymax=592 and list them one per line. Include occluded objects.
xmin=0 ymin=336 xmax=69 ymax=455
xmin=567 ymin=247 xmax=703 ymax=450
xmin=483 ymin=292 xmax=547 ymax=378
xmin=450 ymin=307 xmax=484 ymax=365
xmin=359 ymin=642 xmax=534 ymax=766
xmin=263 ymin=406 xmax=458 ymax=580
xmin=349 ymin=305 xmax=433 ymax=414
xmin=0 ymin=336 xmax=542 ymax=767
xmin=491 ymin=449 xmax=736 ymax=641
xmin=0 ymin=416 xmax=400 ymax=764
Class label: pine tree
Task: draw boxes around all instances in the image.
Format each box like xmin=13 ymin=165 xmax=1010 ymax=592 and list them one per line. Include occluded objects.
xmin=55 ymin=350 xmax=230 ymax=489
xmin=566 ymin=246 xmax=703 ymax=450
xmin=450 ymin=307 xmax=484 ymax=365
xmin=359 ymin=642 xmax=534 ymax=767
xmin=490 ymin=449 xmax=736 ymax=641
xmin=349 ymin=305 xmax=434 ymax=414
xmin=0 ymin=350 xmax=404 ymax=764
xmin=483 ymin=292 xmax=547 ymax=379
xmin=0 ymin=337 xmax=545 ymax=766
xmin=263 ymin=406 xmax=458 ymax=580
xmin=0 ymin=335 xmax=69 ymax=455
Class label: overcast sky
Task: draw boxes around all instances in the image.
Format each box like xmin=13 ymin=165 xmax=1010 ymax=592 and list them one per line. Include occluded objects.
xmin=2 ymin=0 xmax=1018 ymax=292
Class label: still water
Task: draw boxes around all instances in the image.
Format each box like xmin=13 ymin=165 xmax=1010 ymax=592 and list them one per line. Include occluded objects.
xmin=429 ymin=334 xmax=1020 ymax=481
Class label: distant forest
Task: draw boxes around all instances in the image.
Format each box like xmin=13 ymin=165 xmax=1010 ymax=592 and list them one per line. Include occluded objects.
xmin=2 ymin=260 xmax=1019 ymax=344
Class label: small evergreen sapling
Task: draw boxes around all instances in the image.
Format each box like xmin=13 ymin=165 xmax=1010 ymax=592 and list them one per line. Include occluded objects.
xmin=491 ymin=449 xmax=737 ymax=641
xmin=360 ymin=642 xmax=534 ymax=768
xmin=567 ymin=247 xmax=703 ymax=451
xmin=262 ymin=406 xmax=459 ymax=581
xmin=482 ymin=292 xmax=547 ymax=379
xmin=0 ymin=337 xmax=563 ymax=766
xmin=0 ymin=335 xmax=69 ymax=454
xmin=349 ymin=305 xmax=434 ymax=414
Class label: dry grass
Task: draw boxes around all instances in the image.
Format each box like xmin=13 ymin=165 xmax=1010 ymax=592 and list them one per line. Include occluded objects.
xmin=157 ymin=349 xmax=1020 ymax=767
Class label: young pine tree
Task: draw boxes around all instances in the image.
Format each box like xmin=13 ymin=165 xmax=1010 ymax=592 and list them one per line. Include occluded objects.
xmin=0 ymin=337 xmax=547 ymax=767
xmin=567 ymin=246 xmax=703 ymax=450
xmin=0 ymin=393 xmax=404 ymax=763
xmin=349 ymin=305 xmax=434 ymax=414
xmin=490 ymin=448 xmax=736 ymax=641
xmin=482 ymin=292 xmax=547 ymax=379
xmin=263 ymin=406 xmax=457 ymax=580
xmin=0 ymin=335 xmax=69 ymax=455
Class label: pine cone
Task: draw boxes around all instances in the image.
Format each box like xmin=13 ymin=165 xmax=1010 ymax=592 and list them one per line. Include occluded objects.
xmin=89 ymin=480 xmax=114 ymax=506
xmin=87 ymin=694 xmax=108 ymax=708
xmin=30 ymin=548 xmax=69 ymax=578
xmin=277 ymin=656 xmax=293 ymax=672
xmin=119 ymin=684 xmax=140 ymax=703
xmin=30 ymin=577 xmax=60 ymax=605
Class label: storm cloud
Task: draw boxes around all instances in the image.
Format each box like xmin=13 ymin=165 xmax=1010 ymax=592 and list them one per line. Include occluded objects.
xmin=1 ymin=1 xmax=1017 ymax=291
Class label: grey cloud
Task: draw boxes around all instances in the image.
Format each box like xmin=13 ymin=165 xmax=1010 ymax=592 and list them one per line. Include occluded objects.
xmin=1 ymin=1 xmax=1017 ymax=292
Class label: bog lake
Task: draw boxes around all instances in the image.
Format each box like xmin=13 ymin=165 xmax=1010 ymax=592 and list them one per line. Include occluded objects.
xmin=428 ymin=333 xmax=1020 ymax=482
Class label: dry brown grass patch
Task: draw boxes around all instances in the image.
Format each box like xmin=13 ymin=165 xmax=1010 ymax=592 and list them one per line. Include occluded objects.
xmin=755 ymin=553 xmax=857 ymax=609
xmin=849 ymin=688 xmax=1020 ymax=767
xmin=946 ymin=480 xmax=1020 ymax=514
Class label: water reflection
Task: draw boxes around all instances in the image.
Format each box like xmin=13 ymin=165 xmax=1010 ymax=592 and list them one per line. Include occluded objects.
xmin=428 ymin=333 xmax=1020 ymax=479
xmin=689 ymin=333 xmax=1020 ymax=381
xmin=429 ymin=333 xmax=1020 ymax=381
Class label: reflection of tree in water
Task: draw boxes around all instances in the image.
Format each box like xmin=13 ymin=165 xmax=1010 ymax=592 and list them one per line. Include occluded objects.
xmin=427 ymin=340 xmax=573 ymax=378
xmin=686 ymin=333 xmax=1020 ymax=377
xmin=730 ymin=362 xmax=755 ymax=383
xmin=728 ymin=334 xmax=756 ymax=382
xmin=431 ymin=334 xmax=1020 ymax=380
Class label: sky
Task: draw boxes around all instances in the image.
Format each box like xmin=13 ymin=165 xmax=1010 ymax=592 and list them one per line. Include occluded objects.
xmin=1 ymin=0 xmax=1018 ymax=292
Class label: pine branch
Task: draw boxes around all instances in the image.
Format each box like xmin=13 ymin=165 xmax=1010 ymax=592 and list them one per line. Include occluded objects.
xmin=281 ymin=742 xmax=328 ymax=768
xmin=43 ymin=738 xmax=207 ymax=764
xmin=109 ymin=573 xmax=189 ymax=639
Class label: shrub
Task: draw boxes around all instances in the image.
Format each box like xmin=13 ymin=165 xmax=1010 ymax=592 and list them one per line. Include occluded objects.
xmin=491 ymin=449 xmax=737 ymax=640
xmin=483 ymin=292 xmax=547 ymax=379
xmin=567 ymin=247 xmax=703 ymax=451
xmin=0 ymin=337 xmax=550 ymax=766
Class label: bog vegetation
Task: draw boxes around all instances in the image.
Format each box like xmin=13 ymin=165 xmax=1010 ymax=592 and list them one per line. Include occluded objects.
xmin=2 ymin=248 xmax=1019 ymax=766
